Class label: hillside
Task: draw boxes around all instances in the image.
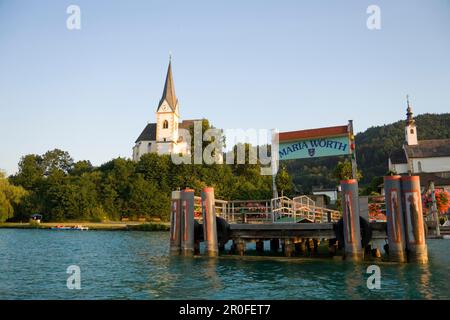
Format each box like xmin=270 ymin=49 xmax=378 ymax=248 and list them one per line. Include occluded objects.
xmin=285 ymin=113 xmax=450 ymax=193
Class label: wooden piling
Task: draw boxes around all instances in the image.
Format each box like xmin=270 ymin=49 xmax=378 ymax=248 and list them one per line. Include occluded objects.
xmin=401 ymin=176 xmax=428 ymax=263
xmin=340 ymin=179 xmax=364 ymax=261
xmin=169 ymin=191 xmax=181 ymax=255
xmin=256 ymin=240 xmax=264 ymax=253
xmin=180 ymin=188 xmax=195 ymax=256
xmin=202 ymin=187 xmax=219 ymax=257
xmin=270 ymin=239 xmax=280 ymax=252
xmin=284 ymin=239 xmax=295 ymax=257
xmin=384 ymin=176 xmax=407 ymax=262
xmin=236 ymin=239 xmax=246 ymax=256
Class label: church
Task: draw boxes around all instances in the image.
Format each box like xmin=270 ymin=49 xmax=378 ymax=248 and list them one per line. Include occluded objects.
xmin=132 ymin=60 xmax=197 ymax=161
xmin=388 ymin=97 xmax=450 ymax=189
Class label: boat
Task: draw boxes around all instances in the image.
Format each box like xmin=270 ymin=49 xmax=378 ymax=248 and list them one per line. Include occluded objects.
xmin=50 ymin=225 xmax=89 ymax=231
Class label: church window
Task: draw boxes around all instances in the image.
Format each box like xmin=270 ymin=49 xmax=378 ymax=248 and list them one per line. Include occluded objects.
xmin=410 ymin=129 xmax=414 ymax=134
xmin=163 ymin=120 xmax=169 ymax=129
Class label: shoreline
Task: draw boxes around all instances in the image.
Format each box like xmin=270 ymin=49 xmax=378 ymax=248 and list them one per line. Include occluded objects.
xmin=0 ymin=221 xmax=170 ymax=231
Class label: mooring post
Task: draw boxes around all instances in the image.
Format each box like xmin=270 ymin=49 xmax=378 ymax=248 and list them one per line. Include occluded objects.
xmin=284 ymin=239 xmax=295 ymax=257
xmin=430 ymin=181 xmax=441 ymax=237
xmin=340 ymin=179 xmax=364 ymax=261
xmin=401 ymin=176 xmax=428 ymax=263
xmin=384 ymin=176 xmax=407 ymax=262
xmin=180 ymin=188 xmax=195 ymax=256
xmin=169 ymin=190 xmax=181 ymax=255
xmin=296 ymin=239 xmax=306 ymax=255
xmin=236 ymin=238 xmax=245 ymax=256
xmin=256 ymin=240 xmax=264 ymax=253
xmin=202 ymin=187 xmax=219 ymax=257
xmin=270 ymin=239 xmax=279 ymax=252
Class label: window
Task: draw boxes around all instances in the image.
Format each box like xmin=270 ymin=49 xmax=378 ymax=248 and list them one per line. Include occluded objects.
xmin=410 ymin=129 xmax=414 ymax=134
xmin=418 ymin=161 xmax=422 ymax=173
xmin=163 ymin=120 xmax=169 ymax=129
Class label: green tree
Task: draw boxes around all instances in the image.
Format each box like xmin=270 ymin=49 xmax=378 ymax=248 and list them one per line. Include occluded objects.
xmin=10 ymin=154 xmax=44 ymax=189
xmin=276 ymin=164 xmax=293 ymax=197
xmin=41 ymin=149 xmax=74 ymax=175
xmin=333 ymin=159 xmax=362 ymax=181
xmin=0 ymin=171 xmax=28 ymax=222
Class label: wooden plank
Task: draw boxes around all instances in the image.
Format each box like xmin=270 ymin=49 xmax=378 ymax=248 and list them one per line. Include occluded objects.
xmin=230 ymin=223 xmax=334 ymax=230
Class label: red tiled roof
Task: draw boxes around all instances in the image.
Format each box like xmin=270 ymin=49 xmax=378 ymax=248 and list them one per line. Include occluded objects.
xmin=279 ymin=125 xmax=349 ymax=142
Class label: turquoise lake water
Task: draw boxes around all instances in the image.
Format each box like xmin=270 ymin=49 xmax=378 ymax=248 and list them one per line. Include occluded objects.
xmin=0 ymin=229 xmax=449 ymax=300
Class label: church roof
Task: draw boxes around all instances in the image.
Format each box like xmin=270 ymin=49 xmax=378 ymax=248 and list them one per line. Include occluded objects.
xmin=179 ymin=119 xmax=204 ymax=130
xmin=158 ymin=60 xmax=178 ymax=112
xmin=405 ymin=139 xmax=450 ymax=158
xmin=135 ymin=123 xmax=156 ymax=143
xmin=389 ymin=149 xmax=407 ymax=164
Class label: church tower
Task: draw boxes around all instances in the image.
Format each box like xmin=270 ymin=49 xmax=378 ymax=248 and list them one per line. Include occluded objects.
xmin=156 ymin=58 xmax=180 ymax=154
xmin=405 ymin=95 xmax=418 ymax=146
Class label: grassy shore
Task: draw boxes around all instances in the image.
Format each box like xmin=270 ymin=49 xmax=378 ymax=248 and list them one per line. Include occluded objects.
xmin=0 ymin=221 xmax=170 ymax=231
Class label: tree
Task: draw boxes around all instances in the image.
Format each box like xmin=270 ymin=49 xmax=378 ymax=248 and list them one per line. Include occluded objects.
xmin=333 ymin=159 xmax=362 ymax=182
xmin=276 ymin=164 xmax=293 ymax=197
xmin=10 ymin=154 xmax=44 ymax=189
xmin=70 ymin=160 xmax=94 ymax=176
xmin=41 ymin=149 xmax=74 ymax=175
xmin=0 ymin=171 xmax=28 ymax=222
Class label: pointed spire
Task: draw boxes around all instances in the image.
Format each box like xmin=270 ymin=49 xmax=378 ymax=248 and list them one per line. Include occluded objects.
xmin=406 ymin=95 xmax=414 ymax=125
xmin=158 ymin=56 xmax=178 ymax=112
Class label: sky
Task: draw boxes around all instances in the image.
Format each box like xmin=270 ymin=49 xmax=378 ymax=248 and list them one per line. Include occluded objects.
xmin=1 ymin=0 xmax=450 ymax=175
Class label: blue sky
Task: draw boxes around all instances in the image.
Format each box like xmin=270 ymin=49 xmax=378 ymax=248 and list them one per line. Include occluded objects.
xmin=1 ymin=0 xmax=449 ymax=175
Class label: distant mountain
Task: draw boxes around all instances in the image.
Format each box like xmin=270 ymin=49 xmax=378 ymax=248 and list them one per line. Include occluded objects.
xmin=285 ymin=113 xmax=450 ymax=193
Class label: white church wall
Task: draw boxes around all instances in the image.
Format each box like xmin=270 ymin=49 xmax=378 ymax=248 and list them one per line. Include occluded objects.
xmin=133 ymin=141 xmax=156 ymax=161
xmin=391 ymin=163 xmax=409 ymax=174
xmin=412 ymin=157 xmax=450 ymax=173
xmin=157 ymin=142 xmax=172 ymax=154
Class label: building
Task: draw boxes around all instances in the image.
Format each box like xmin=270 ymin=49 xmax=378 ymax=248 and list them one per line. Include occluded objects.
xmin=312 ymin=187 xmax=338 ymax=204
xmin=388 ymin=97 xmax=450 ymax=191
xmin=132 ymin=59 xmax=197 ymax=161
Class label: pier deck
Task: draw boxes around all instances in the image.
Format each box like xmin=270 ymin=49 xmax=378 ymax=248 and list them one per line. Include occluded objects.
xmin=228 ymin=221 xmax=387 ymax=240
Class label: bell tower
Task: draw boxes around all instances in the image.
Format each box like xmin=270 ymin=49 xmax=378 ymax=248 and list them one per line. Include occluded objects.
xmin=405 ymin=95 xmax=418 ymax=146
xmin=156 ymin=57 xmax=180 ymax=153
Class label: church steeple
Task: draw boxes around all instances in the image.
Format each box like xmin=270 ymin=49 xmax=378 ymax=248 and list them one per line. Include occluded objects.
xmin=158 ymin=57 xmax=178 ymax=112
xmin=405 ymin=95 xmax=418 ymax=146
xmin=406 ymin=95 xmax=415 ymax=125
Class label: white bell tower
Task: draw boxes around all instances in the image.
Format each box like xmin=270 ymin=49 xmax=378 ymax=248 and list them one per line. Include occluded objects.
xmin=156 ymin=58 xmax=180 ymax=154
xmin=405 ymin=95 xmax=418 ymax=146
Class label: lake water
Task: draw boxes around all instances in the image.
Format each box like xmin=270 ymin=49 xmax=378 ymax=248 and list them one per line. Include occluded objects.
xmin=0 ymin=229 xmax=449 ymax=300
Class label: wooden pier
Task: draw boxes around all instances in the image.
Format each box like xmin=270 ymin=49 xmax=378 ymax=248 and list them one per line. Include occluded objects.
xmin=228 ymin=221 xmax=387 ymax=240
xmin=171 ymin=177 xmax=432 ymax=263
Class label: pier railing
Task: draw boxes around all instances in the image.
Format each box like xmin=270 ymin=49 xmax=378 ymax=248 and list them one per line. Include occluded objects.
xmin=192 ymin=195 xmax=340 ymax=224
xmin=271 ymin=196 xmax=341 ymax=223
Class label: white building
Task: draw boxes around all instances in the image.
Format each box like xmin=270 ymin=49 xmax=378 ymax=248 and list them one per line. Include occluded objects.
xmin=133 ymin=60 xmax=197 ymax=161
xmin=388 ymin=97 xmax=450 ymax=190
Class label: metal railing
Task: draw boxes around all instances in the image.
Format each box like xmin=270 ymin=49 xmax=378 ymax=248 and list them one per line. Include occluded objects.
xmin=193 ymin=195 xmax=341 ymax=224
xmin=271 ymin=196 xmax=340 ymax=223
